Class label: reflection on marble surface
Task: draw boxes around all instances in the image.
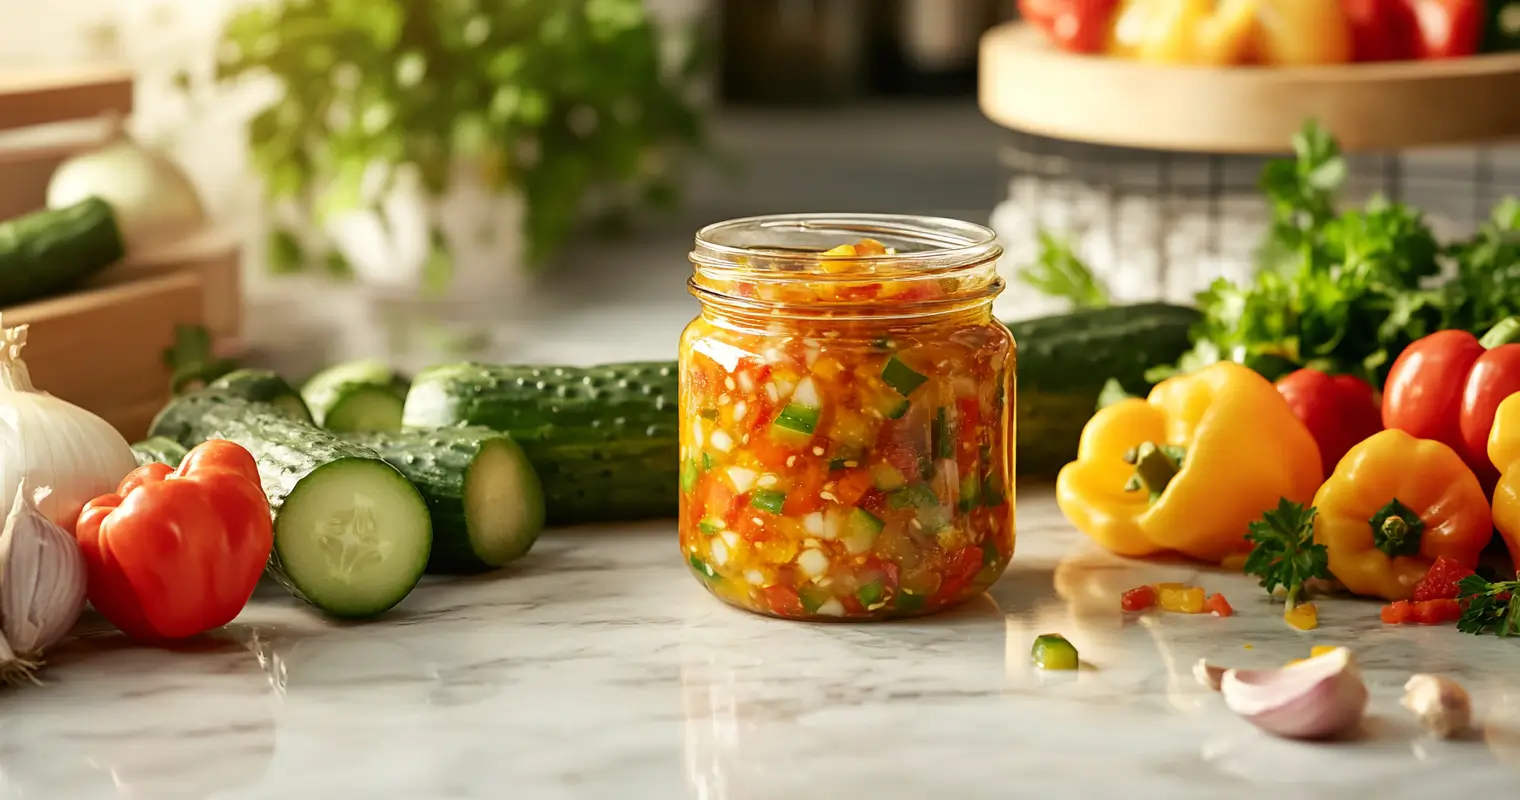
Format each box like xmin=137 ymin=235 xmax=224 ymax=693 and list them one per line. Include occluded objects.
xmin=2 ymin=490 xmax=1520 ymax=799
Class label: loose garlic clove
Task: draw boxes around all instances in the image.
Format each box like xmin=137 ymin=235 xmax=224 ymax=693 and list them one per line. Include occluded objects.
xmin=1194 ymin=659 xmax=1226 ymax=692
xmin=1220 ymin=646 xmax=1368 ymax=740
xmin=1402 ymin=674 xmax=1471 ymax=739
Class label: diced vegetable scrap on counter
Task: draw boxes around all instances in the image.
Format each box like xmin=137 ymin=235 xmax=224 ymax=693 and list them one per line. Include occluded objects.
xmin=679 ymin=233 xmax=1015 ymax=621
xmin=1119 ymin=583 xmax=1230 ymax=616
xmin=1284 ymin=604 xmax=1319 ymax=631
xmin=1031 ymin=633 xmax=1079 ymax=671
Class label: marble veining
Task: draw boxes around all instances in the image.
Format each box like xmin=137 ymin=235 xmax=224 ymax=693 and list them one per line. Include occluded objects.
xmin=2 ymin=489 xmax=1519 ymax=799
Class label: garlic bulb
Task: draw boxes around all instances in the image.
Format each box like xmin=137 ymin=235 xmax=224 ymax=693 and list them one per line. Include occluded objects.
xmin=0 ymin=482 xmax=87 ymax=664
xmin=46 ymin=115 xmax=208 ymax=254
xmin=0 ymin=319 xmax=138 ymax=532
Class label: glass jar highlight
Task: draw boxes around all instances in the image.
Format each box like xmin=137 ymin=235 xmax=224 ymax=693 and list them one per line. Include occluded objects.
xmin=678 ymin=213 xmax=1016 ymax=621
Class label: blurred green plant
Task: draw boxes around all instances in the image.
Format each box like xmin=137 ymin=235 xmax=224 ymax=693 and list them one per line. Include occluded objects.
xmin=216 ymin=0 xmax=710 ymax=280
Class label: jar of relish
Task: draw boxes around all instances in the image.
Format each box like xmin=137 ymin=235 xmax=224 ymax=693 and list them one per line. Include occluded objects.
xmin=679 ymin=214 xmax=1015 ymax=620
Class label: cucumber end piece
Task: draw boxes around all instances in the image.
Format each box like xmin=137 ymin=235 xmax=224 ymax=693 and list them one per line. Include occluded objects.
xmin=461 ymin=437 xmax=546 ymax=568
xmin=274 ymin=458 xmax=432 ymax=618
xmin=323 ymin=386 xmax=406 ymax=433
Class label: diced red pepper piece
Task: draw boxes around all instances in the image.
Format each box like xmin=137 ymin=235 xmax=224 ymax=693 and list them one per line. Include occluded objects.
xmin=934 ymin=547 xmax=985 ymax=603
xmin=1205 ymin=593 xmax=1234 ymax=617
xmin=1120 ymin=584 xmax=1157 ymax=612
xmin=1410 ymin=598 xmax=1464 ymax=625
xmin=763 ymin=585 xmax=805 ymax=616
xmin=1381 ymin=599 xmax=1413 ymax=624
xmin=833 ymin=468 xmax=874 ymax=507
xmin=1412 ymin=555 xmax=1475 ymax=601
xmin=783 ymin=460 xmax=827 ymax=516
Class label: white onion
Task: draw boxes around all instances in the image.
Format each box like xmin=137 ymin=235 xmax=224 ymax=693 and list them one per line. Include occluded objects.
xmin=46 ymin=117 xmax=208 ymax=254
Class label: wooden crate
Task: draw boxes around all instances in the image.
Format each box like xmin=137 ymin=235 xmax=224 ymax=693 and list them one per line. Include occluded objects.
xmin=0 ymin=64 xmax=243 ymax=438
xmin=2 ymin=272 xmax=206 ymax=440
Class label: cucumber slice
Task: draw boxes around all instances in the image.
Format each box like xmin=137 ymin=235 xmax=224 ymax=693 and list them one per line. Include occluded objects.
xmin=773 ymin=403 xmax=820 ymax=435
xmin=130 ymin=436 xmax=188 ymax=468
xmin=881 ymin=356 xmax=928 ymax=396
xmin=1032 ymin=633 xmax=1079 ymax=670
xmin=303 ymin=360 xmax=409 ymax=433
xmin=347 ymin=428 xmax=545 ymax=574
xmin=870 ymin=463 xmax=907 ymax=491
xmin=750 ymin=489 xmax=786 ymax=514
xmin=208 ymin=369 xmax=312 ymax=422
xmin=149 ymin=391 xmax=431 ymax=618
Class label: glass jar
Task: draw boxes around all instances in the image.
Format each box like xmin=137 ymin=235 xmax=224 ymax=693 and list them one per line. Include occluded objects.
xmin=679 ymin=213 xmax=1016 ymax=621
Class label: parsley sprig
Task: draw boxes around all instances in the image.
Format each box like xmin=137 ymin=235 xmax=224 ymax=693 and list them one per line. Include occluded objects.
xmin=1242 ymin=499 xmax=1331 ymax=608
xmin=1456 ymin=573 xmax=1520 ymax=636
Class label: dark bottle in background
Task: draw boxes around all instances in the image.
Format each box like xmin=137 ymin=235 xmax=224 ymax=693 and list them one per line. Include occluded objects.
xmin=719 ymin=0 xmax=868 ymax=105
xmin=870 ymin=0 xmax=1000 ymax=97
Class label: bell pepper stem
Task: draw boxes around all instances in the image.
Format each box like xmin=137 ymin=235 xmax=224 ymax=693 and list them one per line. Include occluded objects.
xmin=1369 ymin=498 xmax=1424 ymax=558
xmin=1121 ymin=442 xmax=1184 ymax=500
xmin=1480 ymin=317 xmax=1520 ymax=349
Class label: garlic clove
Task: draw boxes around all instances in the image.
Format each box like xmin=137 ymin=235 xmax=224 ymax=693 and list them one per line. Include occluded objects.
xmin=1194 ymin=658 xmax=1226 ymax=692
xmin=1220 ymin=646 xmax=1368 ymax=740
xmin=0 ymin=480 xmax=88 ymax=661
xmin=1402 ymin=674 xmax=1472 ymax=739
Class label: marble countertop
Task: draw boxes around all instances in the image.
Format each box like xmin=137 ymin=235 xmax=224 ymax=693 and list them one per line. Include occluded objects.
xmin=4 ymin=490 xmax=1520 ymax=799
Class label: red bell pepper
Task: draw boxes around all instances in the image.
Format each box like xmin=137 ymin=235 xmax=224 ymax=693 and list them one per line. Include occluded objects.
xmin=1340 ymin=0 xmax=1420 ymax=60
xmin=1019 ymin=0 xmax=1122 ymax=54
xmin=1398 ymin=0 xmax=1485 ymax=58
xmin=75 ymin=440 xmax=273 ymax=642
xmin=1382 ymin=317 xmax=1520 ymax=489
xmin=1276 ymin=368 xmax=1383 ymax=476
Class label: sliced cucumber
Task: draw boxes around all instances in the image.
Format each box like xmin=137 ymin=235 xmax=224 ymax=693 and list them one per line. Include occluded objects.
xmin=870 ymin=463 xmax=907 ymax=491
xmin=149 ymin=391 xmax=431 ymax=618
xmin=208 ymin=368 xmax=312 ymax=422
xmin=346 ymin=428 xmax=545 ymax=574
xmin=881 ymin=356 xmax=928 ymax=396
xmin=303 ymin=360 xmax=409 ymax=433
xmin=130 ymin=436 xmax=188 ymax=468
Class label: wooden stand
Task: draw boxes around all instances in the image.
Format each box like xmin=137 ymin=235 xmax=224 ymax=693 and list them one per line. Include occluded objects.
xmin=979 ymin=22 xmax=1520 ymax=153
xmin=0 ymin=65 xmax=243 ymax=439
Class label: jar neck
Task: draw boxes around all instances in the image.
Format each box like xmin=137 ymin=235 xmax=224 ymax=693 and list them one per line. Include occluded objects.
xmin=695 ymin=291 xmax=999 ymax=336
xmin=687 ymin=213 xmax=1005 ymax=323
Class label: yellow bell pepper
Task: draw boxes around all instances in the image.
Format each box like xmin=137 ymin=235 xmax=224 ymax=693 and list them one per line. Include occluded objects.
xmin=1107 ymin=0 xmax=1352 ymax=66
xmin=1106 ymin=0 xmax=1260 ymax=65
xmin=1312 ymin=429 xmax=1490 ymax=601
xmin=1056 ymin=362 xmax=1324 ymax=563
xmin=1486 ymin=393 xmax=1520 ymax=573
xmin=1252 ymin=0 xmax=1353 ymax=65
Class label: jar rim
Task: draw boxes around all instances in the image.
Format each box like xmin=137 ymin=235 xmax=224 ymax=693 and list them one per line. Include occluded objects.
xmin=691 ymin=212 xmax=1002 ymax=271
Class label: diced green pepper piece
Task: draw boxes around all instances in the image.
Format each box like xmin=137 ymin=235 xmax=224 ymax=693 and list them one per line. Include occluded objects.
xmin=799 ymin=586 xmax=829 ymax=613
xmin=690 ymin=554 xmax=719 ymax=580
xmin=1031 ymin=633 xmax=1079 ymax=670
xmin=871 ymin=393 xmax=911 ymax=420
xmin=848 ymin=508 xmax=885 ymax=537
xmin=773 ymin=403 xmax=820 ymax=435
xmin=983 ymin=470 xmax=1006 ymax=508
xmin=701 ymin=451 xmax=715 ymax=472
xmin=888 ymin=483 xmax=938 ymax=510
xmin=881 ymin=356 xmax=928 ymax=396
xmin=958 ymin=472 xmax=982 ymax=511
xmin=698 ymin=518 xmax=724 ymax=535
xmin=856 ymin=582 xmax=885 ymax=607
xmin=681 ymin=458 xmax=699 ymax=492
xmin=895 ymin=590 xmax=927 ymax=612
xmin=750 ymin=489 xmax=787 ymax=514
xmin=933 ymin=407 xmax=953 ymax=459
xmin=870 ymin=463 xmax=907 ymax=491
xmin=699 ymin=407 xmax=718 ymax=420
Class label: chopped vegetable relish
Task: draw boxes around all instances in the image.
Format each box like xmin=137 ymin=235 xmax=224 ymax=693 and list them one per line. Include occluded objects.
xmin=679 ymin=236 xmax=1014 ymax=620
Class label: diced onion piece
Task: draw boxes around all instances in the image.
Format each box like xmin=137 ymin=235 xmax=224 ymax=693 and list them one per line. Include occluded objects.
xmin=774 ymin=377 xmax=796 ymax=402
xmin=709 ymin=430 xmax=735 ymax=453
xmin=816 ymin=598 xmax=845 ymax=617
xmin=802 ymin=512 xmax=824 ymax=536
xmin=711 ymin=538 xmax=730 ymax=567
xmin=737 ymin=371 xmax=755 ymax=393
xmin=745 ymin=569 xmax=766 ymax=585
xmin=797 ymin=549 xmax=830 ymax=578
xmin=726 ymin=466 xmax=757 ymax=494
xmin=690 ymin=418 xmax=705 ymax=448
xmin=792 ymin=377 xmax=820 ymax=408
xmin=821 ymin=506 xmax=846 ymax=540
xmin=733 ymin=400 xmax=747 ymax=420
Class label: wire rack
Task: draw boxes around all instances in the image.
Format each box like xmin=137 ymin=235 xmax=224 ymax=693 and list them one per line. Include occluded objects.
xmin=988 ymin=130 xmax=1520 ymax=321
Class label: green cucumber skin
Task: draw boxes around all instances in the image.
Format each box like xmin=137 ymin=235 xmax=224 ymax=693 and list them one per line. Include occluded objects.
xmin=0 ymin=198 xmax=125 ymax=307
xmin=130 ymin=436 xmax=188 ymax=468
xmin=303 ymin=360 xmax=409 ymax=430
xmin=148 ymin=391 xmax=429 ymax=617
xmin=403 ymin=362 xmax=678 ymax=525
xmin=346 ymin=427 xmax=545 ymax=574
xmin=394 ymin=306 xmax=1197 ymax=522
xmin=208 ymin=369 xmax=313 ymax=422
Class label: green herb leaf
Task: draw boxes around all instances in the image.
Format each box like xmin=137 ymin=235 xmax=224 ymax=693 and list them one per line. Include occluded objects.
xmin=1242 ymin=499 xmax=1331 ymax=607
xmin=1096 ymin=378 xmax=1136 ymax=410
xmin=1017 ymin=231 xmax=1109 ymax=308
xmin=1456 ymin=572 xmax=1520 ymax=636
